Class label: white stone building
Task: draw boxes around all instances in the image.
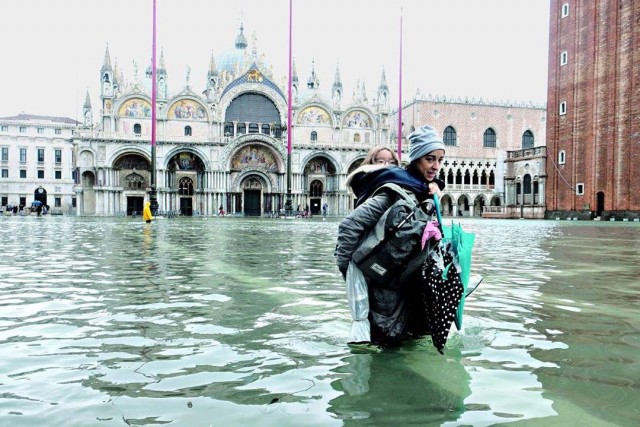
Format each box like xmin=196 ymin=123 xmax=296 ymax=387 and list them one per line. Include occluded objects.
xmin=0 ymin=114 xmax=79 ymax=213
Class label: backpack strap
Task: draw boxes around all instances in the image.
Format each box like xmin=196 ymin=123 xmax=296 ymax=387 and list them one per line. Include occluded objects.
xmin=371 ymin=183 xmax=418 ymax=206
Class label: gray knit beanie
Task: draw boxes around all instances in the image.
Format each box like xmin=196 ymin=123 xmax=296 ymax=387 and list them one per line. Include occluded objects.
xmin=408 ymin=125 xmax=446 ymax=163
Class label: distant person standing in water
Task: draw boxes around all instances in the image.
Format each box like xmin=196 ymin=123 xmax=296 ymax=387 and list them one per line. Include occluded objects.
xmin=143 ymin=201 xmax=154 ymax=223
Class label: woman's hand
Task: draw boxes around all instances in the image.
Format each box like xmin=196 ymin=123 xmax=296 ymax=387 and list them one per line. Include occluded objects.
xmin=428 ymin=182 xmax=442 ymax=197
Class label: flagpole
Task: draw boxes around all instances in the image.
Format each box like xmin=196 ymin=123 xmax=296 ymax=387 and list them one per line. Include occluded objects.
xmin=149 ymin=0 xmax=159 ymax=214
xmin=397 ymin=7 xmax=403 ymax=161
xmin=284 ymin=0 xmax=293 ymax=216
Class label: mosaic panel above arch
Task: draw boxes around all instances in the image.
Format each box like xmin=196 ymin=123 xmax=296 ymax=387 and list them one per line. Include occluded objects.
xmin=231 ymin=144 xmax=279 ymax=173
xmin=114 ymin=154 xmax=151 ymax=170
xmin=343 ymin=110 xmax=372 ymax=128
xmin=118 ymin=98 xmax=151 ymax=118
xmin=168 ymin=152 xmax=206 ymax=171
xmin=297 ymin=106 xmax=331 ymax=126
xmin=304 ymin=157 xmax=336 ymax=174
xmin=168 ymin=99 xmax=207 ymax=120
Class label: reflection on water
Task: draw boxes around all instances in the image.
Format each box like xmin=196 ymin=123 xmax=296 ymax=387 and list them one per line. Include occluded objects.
xmin=1 ymin=216 xmax=639 ymax=426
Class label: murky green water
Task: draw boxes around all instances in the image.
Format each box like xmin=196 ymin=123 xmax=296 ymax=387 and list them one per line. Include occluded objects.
xmin=1 ymin=216 xmax=639 ymax=426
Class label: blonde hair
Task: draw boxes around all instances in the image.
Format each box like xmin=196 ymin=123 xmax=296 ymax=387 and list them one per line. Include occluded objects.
xmin=362 ymin=146 xmax=400 ymax=166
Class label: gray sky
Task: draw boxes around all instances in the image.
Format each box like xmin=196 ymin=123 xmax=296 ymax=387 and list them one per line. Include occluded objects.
xmin=0 ymin=0 xmax=550 ymax=121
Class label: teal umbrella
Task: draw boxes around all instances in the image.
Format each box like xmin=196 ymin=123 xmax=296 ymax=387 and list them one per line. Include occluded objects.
xmin=433 ymin=195 xmax=476 ymax=330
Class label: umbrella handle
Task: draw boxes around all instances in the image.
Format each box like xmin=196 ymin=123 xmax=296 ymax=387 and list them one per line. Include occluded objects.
xmin=433 ymin=193 xmax=443 ymax=226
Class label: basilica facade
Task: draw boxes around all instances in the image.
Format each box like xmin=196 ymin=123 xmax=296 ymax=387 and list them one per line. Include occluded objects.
xmin=71 ymin=23 xmax=545 ymax=218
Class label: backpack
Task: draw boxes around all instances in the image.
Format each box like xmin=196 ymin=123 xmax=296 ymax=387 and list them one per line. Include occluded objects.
xmin=352 ymin=183 xmax=437 ymax=288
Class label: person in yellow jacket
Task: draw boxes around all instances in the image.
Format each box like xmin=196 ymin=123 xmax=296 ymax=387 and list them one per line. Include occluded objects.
xmin=142 ymin=201 xmax=153 ymax=223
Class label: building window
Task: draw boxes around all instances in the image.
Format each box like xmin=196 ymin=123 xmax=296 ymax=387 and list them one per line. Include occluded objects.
xmin=55 ymin=128 xmax=62 ymax=135
xmin=55 ymin=170 xmax=62 ymax=179
xmin=19 ymin=126 xmax=26 ymax=133
xmin=523 ymin=174 xmax=532 ymax=194
xmin=1 ymin=125 xmax=8 ymax=132
xmin=1 ymin=147 xmax=8 ymax=161
xmin=20 ymin=148 xmax=27 ymax=162
xmin=37 ymin=148 xmax=45 ymax=162
xmin=37 ymin=127 xmax=44 ymax=134
xmin=224 ymin=122 xmax=234 ymax=136
xmin=55 ymin=149 xmax=62 ymax=163
xmin=72 ymin=197 xmax=77 ymax=208
xmin=1 ymin=169 xmax=8 ymax=178
xmin=483 ymin=128 xmax=497 ymax=148
xmin=133 ymin=123 xmax=142 ymax=135
xmin=443 ymin=126 xmax=457 ymax=146
xmin=311 ymin=131 xmax=317 ymax=142
xmin=559 ymin=150 xmax=566 ymax=165
xmin=55 ymin=197 xmax=61 ymax=207
xmin=559 ymin=101 xmax=567 ymax=115
xmin=237 ymin=123 xmax=246 ymax=134
xmin=1 ymin=196 xmax=7 ymax=206
xmin=248 ymin=123 xmax=259 ymax=133
xmin=576 ymin=183 xmax=584 ymax=195
xmin=522 ymin=130 xmax=534 ymax=149
xmin=20 ymin=169 xmax=27 ymax=178
xmin=261 ymin=124 xmax=270 ymax=134
xmin=38 ymin=170 xmax=45 ymax=179
xmin=184 ymin=125 xmax=192 ymax=136
xmin=561 ymin=3 xmax=569 ymax=18
xmin=560 ymin=50 xmax=568 ymax=66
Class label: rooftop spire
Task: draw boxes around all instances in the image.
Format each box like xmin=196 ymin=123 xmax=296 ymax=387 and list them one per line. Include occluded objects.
xmin=307 ymin=59 xmax=319 ymax=89
xmin=378 ymin=68 xmax=388 ymax=92
xmin=332 ymin=63 xmax=343 ymax=91
xmin=208 ymin=50 xmax=218 ymax=76
xmin=83 ymin=90 xmax=92 ymax=108
xmin=101 ymin=44 xmax=113 ymax=72
xmin=235 ymin=22 xmax=248 ymax=49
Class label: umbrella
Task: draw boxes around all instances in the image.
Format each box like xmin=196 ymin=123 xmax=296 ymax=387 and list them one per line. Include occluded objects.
xmin=433 ymin=194 xmax=477 ymax=331
xmin=31 ymin=200 xmax=43 ymax=207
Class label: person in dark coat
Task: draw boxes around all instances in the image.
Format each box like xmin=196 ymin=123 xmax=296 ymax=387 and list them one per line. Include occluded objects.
xmin=335 ymin=125 xmax=446 ymax=345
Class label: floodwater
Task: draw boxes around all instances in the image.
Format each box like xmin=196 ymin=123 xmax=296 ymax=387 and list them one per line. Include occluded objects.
xmin=1 ymin=215 xmax=639 ymax=427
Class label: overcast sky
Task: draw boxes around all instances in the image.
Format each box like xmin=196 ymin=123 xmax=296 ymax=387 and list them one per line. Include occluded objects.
xmin=0 ymin=0 xmax=550 ymax=122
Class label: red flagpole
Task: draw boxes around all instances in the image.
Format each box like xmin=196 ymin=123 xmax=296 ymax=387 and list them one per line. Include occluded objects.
xmin=397 ymin=7 xmax=403 ymax=161
xmin=149 ymin=0 xmax=158 ymax=213
xmin=284 ymin=0 xmax=293 ymax=215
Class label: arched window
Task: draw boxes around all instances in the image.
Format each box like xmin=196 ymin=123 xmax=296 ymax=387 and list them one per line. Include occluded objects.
xmin=178 ymin=177 xmax=194 ymax=195
xmin=447 ymin=170 xmax=454 ymax=185
xmin=522 ymin=130 xmax=534 ymax=149
xmin=464 ymin=170 xmax=471 ymax=185
xmin=261 ymin=124 xmax=270 ymax=134
xmin=133 ymin=123 xmax=141 ymax=136
xmin=483 ymin=128 xmax=496 ymax=148
xmin=248 ymin=123 xmax=259 ymax=133
xmin=472 ymin=170 xmax=479 ymax=185
xmin=455 ymin=170 xmax=463 ymax=185
xmin=523 ymin=174 xmax=532 ymax=194
xmin=184 ymin=126 xmax=192 ymax=136
xmin=310 ymin=180 xmax=323 ymax=197
xmin=237 ymin=123 xmax=246 ymax=134
xmin=443 ymin=126 xmax=457 ymax=146
xmin=438 ymin=169 xmax=445 ymax=181
xmin=311 ymin=131 xmax=318 ymax=142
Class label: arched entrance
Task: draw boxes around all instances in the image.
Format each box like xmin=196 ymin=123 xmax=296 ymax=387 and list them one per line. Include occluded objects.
xmin=440 ymin=194 xmax=453 ymax=216
xmin=303 ymin=156 xmax=337 ymax=215
xmin=457 ymin=195 xmax=470 ymax=217
xmin=309 ymin=180 xmax=323 ymax=215
xmin=242 ymin=176 xmax=263 ymax=216
xmin=596 ymin=191 xmax=605 ymax=217
xmin=34 ymin=186 xmax=47 ymax=206
xmin=178 ymin=176 xmax=194 ymax=216
xmin=473 ymin=195 xmax=486 ymax=217
xmin=114 ymin=153 xmax=151 ymax=215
